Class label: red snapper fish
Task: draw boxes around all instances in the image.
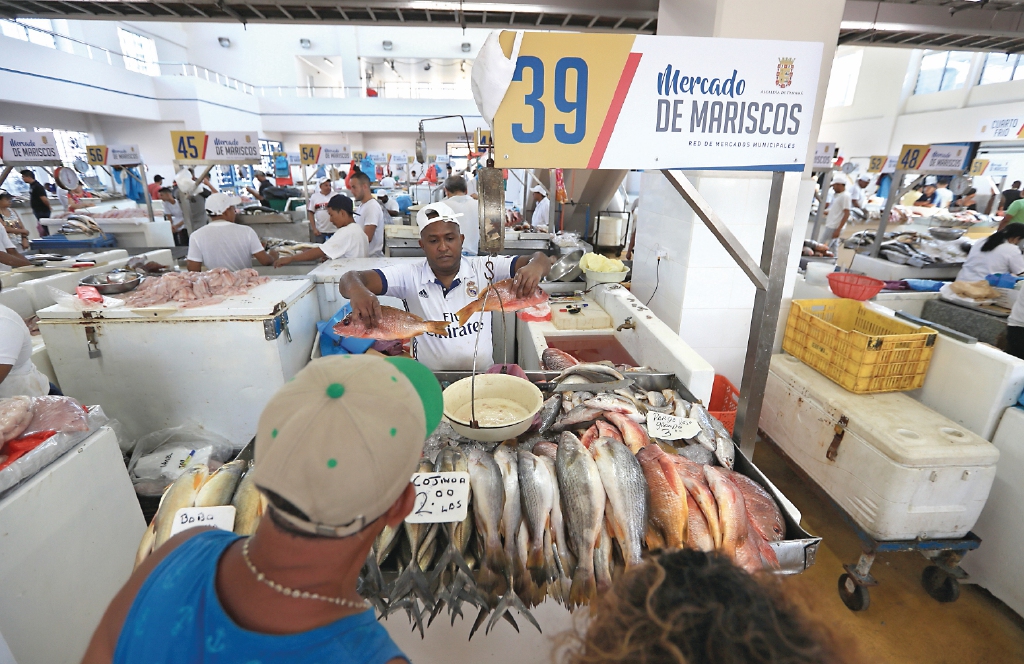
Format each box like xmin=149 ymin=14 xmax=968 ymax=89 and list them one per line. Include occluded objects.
xmin=455 ymin=279 xmax=549 ymax=326
xmin=333 ymin=305 xmax=449 ymax=340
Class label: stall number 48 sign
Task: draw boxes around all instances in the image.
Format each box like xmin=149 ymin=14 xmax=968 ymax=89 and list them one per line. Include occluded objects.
xmin=513 ymin=56 xmax=589 ymax=145
xmin=898 ymin=144 xmax=929 ymax=171
xmin=405 ymin=471 xmax=470 ymax=524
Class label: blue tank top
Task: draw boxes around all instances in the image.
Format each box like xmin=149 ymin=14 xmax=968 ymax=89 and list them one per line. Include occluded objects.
xmin=114 ymin=530 xmax=406 ymax=664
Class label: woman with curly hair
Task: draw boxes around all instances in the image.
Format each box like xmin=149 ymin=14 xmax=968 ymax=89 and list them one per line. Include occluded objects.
xmin=563 ymin=549 xmax=857 ymax=664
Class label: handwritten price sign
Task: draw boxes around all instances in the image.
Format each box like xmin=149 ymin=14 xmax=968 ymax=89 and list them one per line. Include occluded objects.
xmin=646 ymin=412 xmax=702 ymax=440
xmin=405 ymin=472 xmax=470 ymax=524
xmin=170 ymin=505 xmax=237 ymax=537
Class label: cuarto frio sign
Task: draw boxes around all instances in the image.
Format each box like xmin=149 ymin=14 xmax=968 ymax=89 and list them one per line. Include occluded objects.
xmin=490 ymin=32 xmax=822 ymax=171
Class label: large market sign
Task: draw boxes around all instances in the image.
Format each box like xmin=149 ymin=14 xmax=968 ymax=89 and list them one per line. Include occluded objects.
xmin=170 ymin=131 xmax=260 ymax=163
xmin=0 ymin=132 xmax=60 ymax=163
xmin=86 ymin=144 xmax=143 ymax=166
xmin=896 ymin=143 xmax=973 ymax=174
xmin=491 ymin=32 xmax=823 ymax=171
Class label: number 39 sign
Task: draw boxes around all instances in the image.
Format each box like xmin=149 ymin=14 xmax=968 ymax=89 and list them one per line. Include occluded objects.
xmin=490 ymin=32 xmax=822 ymax=171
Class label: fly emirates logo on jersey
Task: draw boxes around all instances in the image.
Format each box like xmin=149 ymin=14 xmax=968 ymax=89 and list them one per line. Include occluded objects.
xmin=652 ymin=61 xmax=804 ymax=147
xmin=427 ymin=312 xmax=484 ymax=339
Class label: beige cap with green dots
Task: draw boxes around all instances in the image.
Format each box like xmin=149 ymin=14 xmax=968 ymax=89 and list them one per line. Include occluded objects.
xmin=251 ymin=354 xmax=443 ymax=538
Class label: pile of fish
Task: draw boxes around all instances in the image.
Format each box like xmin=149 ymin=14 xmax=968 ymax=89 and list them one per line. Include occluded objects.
xmin=363 ymin=362 xmax=784 ymax=638
xmin=263 ymin=238 xmax=319 ymax=257
xmin=119 ymin=268 xmax=269 ymax=309
xmin=844 ymin=230 xmax=970 ymax=266
xmin=134 ymin=459 xmax=266 ymax=568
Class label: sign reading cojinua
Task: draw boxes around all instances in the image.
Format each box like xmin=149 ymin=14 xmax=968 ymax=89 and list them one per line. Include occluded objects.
xmin=492 ymin=32 xmax=823 ymax=171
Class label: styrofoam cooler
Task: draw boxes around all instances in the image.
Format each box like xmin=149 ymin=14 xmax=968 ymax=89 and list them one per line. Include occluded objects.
xmin=36 ymin=277 xmax=318 ymax=446
xmin=760 ymin=353 xmax=999 ymax=540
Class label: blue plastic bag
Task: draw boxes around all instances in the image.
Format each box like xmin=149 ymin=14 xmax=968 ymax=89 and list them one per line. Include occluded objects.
xmin=317 ymin=304 xmax=375 ymax=357
xmin=985 ymin=273 xmax=1024 ymax=289
xmin=904 ymin=279 xmax=944 ymax=292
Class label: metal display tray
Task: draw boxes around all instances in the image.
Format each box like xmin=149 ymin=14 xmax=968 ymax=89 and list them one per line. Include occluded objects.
xmin=434 ymin=370 xmax=821 ymax=574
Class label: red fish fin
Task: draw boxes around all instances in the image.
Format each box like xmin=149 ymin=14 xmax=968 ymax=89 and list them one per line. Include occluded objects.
xmin=424 ymin=320 xmax=451 ymax=336
xmin=456 ymin=301 xmax=481 ymax=327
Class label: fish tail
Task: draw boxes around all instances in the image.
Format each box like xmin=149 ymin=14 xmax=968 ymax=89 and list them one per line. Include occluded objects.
xmin=568 ymin=554 xmax=597 ymax=608
xmin=456 ymin=300 xmax=481 ymax=326
xmin=424 ymin=320 xmax=451 ymax=335
xmin=527 ymin=544 xmax=548 ymax=585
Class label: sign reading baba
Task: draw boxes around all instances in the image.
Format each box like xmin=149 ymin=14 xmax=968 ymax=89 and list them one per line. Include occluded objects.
xmin=491 ymin=32 xmax=822 ymax=171
xmin=0 ymin=132 xmax=60 ymax=163
xmin=170 ymin=131 xmax=261 ymax=163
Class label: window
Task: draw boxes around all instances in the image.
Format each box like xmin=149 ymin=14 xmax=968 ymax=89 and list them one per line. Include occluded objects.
xmin=1 ymin=18 xmax=55 ymax=48
xmin=117 ymin=27 xmax=159 ymax=76
xmin=825 ymin=49 xmax=862 ymax=108
xmin=914 ymin=50 xmax=974 ymax=95
xmin=979 ymin=52 xmax=1024 ymax=85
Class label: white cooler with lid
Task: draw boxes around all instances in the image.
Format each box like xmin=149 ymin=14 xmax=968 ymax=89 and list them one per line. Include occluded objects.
xmin=760 ymin=353 xmax=999 ymax=541
xmin=36 ymin=277 xmax=317 ymax=446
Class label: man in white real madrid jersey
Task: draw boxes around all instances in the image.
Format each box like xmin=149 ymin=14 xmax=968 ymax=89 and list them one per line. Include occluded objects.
xmin=339 ymin=202 xmax=550 ymax=371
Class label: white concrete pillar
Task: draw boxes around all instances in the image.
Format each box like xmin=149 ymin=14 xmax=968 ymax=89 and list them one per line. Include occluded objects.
xmin=632 ymin=0 xmax=844 ymax=386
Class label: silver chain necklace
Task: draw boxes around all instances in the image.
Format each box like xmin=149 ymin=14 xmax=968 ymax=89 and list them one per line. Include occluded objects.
xmin=241 ymin=538 xmax=370 ymax=609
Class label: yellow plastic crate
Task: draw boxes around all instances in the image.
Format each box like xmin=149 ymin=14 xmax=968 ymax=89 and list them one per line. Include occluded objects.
xmin=782 ymin=299 xmax=937 ymax=394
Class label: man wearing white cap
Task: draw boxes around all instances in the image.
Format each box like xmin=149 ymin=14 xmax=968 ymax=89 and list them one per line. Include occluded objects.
xmin=83 ymin=354 xmax=442 ymax=663
xmin=820 ymin=174 xmax=852 ymax=243
xmin=186 ymin=192 xmax=278 ymax=271
xmin=339 ymin=201 xmax=551 ymax=370
xmin=529 ymin=184 xmax=550 ymax=232
xmin=308 ymin=178 xmax=336 ymax=243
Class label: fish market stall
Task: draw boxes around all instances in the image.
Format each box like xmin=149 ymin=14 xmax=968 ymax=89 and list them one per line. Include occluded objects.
xmin=236 ymin=208 xmax=311 ymax=244
xmin=0 ymin=399 xmax=144 ymax=664
xmin=42 ymin=214 xmax=174 ymax=248
xmin=37 ymin=272 xmax=317 ymax=445
xmin=846 ymin=228 xmax=969 ymax=281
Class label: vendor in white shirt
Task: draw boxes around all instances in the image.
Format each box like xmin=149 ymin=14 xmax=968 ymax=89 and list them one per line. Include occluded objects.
xmin=0 ymin=225 xmax=32 ymax=271
xmin=308 ymin=179 xmax=336 ymax=243
xmin=339 ymin=201 xmax=551 ymax=371
xmin=158 ymin=187 xmax=188 ymax=247
xmin=0 ymin=302 xmax=50 ymax=398
xmin=275 ymin=195 xmax=368 ymax=267
xmin=530 ymin=184 xmax=550 ymax=231
xmin=186 ymin=193 xmax=277 ymax=272
xmin=443 ymin=175 xmax=480 ymax=256
xmin=349 ymin=171 xmax=386 ymax=258
xmin=956 ymin=223 xmax=1024 ymax=282
xmin=820 ymin=174 xmax=852 ymax=243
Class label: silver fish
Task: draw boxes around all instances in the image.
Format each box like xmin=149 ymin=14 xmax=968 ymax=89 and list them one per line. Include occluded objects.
xmin=691 ymin=402 xmax=718 ymax=451
xmin=467 ymin=448 xmax=510 ymax=599
xmin=594 ymin=517 xmax=614 ymax=594
xmin=556 ymin=431 xmax=606 ymax=608
xmin=538 ymin=394 xmax=562 ymax=434
xmin=435 ymin=447 xmax=474 ymax=554
xmin=375 ymin=524 xmax=400 ymax=566
xmin=536 ymin=453 xmax=574 ymax=603
xmin=552 ymin=405 xmax=602 ymax=432
xmin=590 ymin=436 xmax=648 ymax=569
xmin=647 ymin=391 xmax=667 ymax=408
xmin=679 ymin=442 xmax=715 ymax=466
xmin=715 ymin=433 xmax=736 ymax=469
xmin=492 ymin=445 xmax=523 ymax=585
xmin=554 ymin=363 xmax=625 ymax=384
xmin=674 ymin=398 xmax=691 ymax=419
xmin=519 ymin=450 xmax=556 ymax=585
xmin=583 ymin=394 xmax=641 ymax=416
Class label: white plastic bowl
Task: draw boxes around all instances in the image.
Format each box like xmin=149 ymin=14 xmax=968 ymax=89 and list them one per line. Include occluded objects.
xmin=442 ymin=374 xmax=543 ymax=442
xmin=584 ymin=268 xmax=629 ymax=291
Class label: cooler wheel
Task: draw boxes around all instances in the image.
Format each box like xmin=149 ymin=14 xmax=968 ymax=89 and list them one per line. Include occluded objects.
xmin=838 ymin=573 xmax=870 ymax=612
xmin=922 ymin=565 xmax=960 ymax=603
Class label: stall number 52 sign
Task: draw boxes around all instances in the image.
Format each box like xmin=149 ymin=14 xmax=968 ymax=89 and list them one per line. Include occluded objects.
xmin=405 ymin=472 xmax=470 ymax=524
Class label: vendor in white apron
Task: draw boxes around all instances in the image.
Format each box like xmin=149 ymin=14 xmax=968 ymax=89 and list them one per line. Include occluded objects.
xmin=338 ymin=202 xmax=551 ymax=370
xmin=0 ymin=302 xmax=50 ymax=398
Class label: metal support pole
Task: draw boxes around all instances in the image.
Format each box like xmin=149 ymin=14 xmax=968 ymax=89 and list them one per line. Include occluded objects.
xmin=809 ymin=169 xmax=832 ymax=243
xmin=868 ymin=172 xmax=923 ymax=258
xmin=138 ymin=162 xmax=156 ymax=223
xmin=734 ymin=171 xmax=791 ymax=457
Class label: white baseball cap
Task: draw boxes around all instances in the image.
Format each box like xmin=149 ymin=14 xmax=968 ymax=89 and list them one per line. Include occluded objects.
xmin=251 ymin=355 xmax=442 ymax=537
xmin=831 ymin=174 xmax=849 ymax=187
xmin=415 ymin=201 xmax=463 ymax=233
xmin=530 ymin=184 xmax=547 ymax=195
xmin=205 ymin=192 xmax=242 ymax=215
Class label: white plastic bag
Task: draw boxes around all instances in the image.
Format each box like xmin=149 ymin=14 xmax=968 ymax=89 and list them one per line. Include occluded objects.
xmin=471 ymin=30 xmax=524 ymax=128
xmin=128 ymin=421 xmax=236 ymax=492
xmin=47 ymin=286 xmax=124 ymax=311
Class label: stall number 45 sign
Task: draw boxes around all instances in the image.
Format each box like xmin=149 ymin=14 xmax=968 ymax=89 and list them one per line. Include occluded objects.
xmin=405 ymin=472 xmax=471 ymax=524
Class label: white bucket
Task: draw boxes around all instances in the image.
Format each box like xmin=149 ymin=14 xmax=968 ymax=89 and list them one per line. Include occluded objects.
xmin=596 ymin=217 xmax=624 ymax=247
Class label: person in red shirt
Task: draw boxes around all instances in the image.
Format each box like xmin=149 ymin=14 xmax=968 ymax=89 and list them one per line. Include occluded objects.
xmin=147 ymin=175 xmax=163 ymax=199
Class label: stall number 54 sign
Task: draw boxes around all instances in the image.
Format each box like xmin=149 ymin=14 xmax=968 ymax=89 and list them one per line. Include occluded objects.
xmin=405 ymin=472 xmax=470 ymax=524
